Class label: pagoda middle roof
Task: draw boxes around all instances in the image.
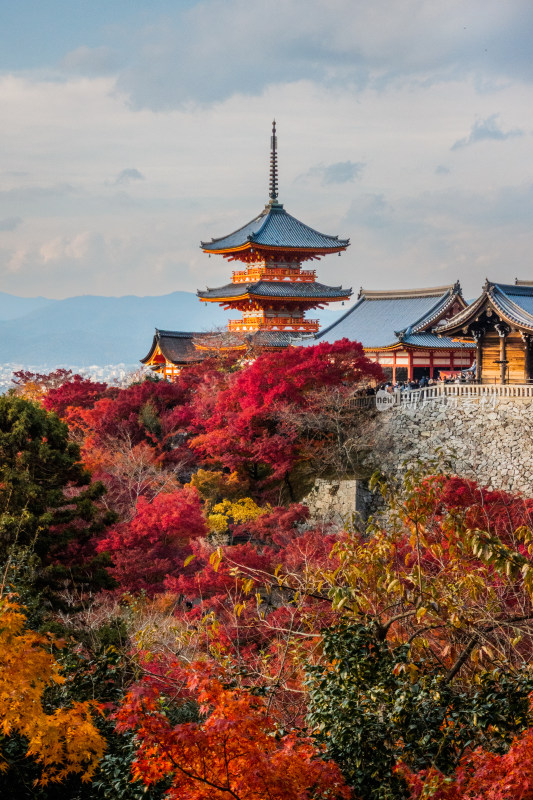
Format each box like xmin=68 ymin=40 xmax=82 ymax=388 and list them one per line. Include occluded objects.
xmin=296 ymin=283 xmax=470 ymax=350
xmin=201 ymin=202 xmax=349 ymax=253
xmin=198 ymin=280 xmax=351 ymax=301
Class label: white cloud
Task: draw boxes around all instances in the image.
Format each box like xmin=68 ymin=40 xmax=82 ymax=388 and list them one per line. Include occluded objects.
xmin=451 ymin=113 xmax=524 ymax=149
xmin=102 ymin=0 xmax=533 ymax=110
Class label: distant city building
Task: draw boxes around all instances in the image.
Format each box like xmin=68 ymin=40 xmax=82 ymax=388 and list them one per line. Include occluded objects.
xmin=437 ymin=279 xmax=533 ymax=384
xmin=297 ymin=283 xmax=475 ymax=381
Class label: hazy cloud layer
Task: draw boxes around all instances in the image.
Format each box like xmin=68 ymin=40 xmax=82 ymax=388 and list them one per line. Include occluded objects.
xmin=85 ymin=0 xmax=533 ymax=111
xmin=0 ymin=1 xmax=531 ymax=303
xmin=61 ymin=45 xmax=118 ymax=76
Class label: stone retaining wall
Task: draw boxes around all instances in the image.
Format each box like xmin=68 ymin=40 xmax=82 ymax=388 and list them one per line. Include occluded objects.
xmin=375 ymin=395 xmax=533 ymax=495
xmin=303 ymin=478 xmax=373 ymax=522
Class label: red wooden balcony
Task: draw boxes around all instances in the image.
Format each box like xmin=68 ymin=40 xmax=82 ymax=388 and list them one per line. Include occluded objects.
xmin=228 ymin=317 xmax=319 ymax=333
xmin=232 ymin=267 xmax=316 ymax=284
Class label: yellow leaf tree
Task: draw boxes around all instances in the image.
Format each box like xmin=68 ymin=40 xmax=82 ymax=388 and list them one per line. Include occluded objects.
xmin=0 ymin=596 xmax=106 ymax=784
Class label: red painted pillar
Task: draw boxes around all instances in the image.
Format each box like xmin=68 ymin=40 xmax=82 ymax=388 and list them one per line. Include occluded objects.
xmin=408 ymin=351 xmax=413 ymax=380
xmin=429 ymin=351 xmax=434 ymax=378
xmin=393 ymin=350 xmax=397 ymax=383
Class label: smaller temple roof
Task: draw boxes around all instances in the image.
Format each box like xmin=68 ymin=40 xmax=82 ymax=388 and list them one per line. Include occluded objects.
xmin=438 ymin=280 xmax=533 ymax=336
xmin=201 ymin=203 xmax=349 ymax=254
xmin=297 ymin=283 xmax=470 ymax=350
xmin=141 ymin=329 xmax=202 ymax=366
xmin=198 ymin=280 xmax=351 ymax=302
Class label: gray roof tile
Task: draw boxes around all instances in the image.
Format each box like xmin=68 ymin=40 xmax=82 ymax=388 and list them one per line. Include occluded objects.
xmin=296 ymin=285 xmax=471 ymax=349
xmin=198 ymin=280 xmax=351 ymax=301
xmin=201 ymin=203 xmax=349 ymax=252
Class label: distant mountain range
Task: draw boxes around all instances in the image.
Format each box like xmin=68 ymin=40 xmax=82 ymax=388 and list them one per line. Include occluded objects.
xmin=0 ymin=291 xmax=348 ymax=367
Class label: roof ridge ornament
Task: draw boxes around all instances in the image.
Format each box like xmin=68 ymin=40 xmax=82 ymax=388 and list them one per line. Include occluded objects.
xmin=269 ymin=119 xmax=279 ymax=204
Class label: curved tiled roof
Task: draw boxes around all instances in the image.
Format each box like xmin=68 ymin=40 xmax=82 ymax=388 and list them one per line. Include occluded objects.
xmin=192 ymin=329 xmax=307 ymax=351
xmin=141 ymin=329 xmax=202 ymax=365
xmin=438 ymin=281 xmax=533 ymax=335
xmin=198 ymin=280 xmax=351 ymax=301
xmin=298 ymin=284 xmax=466 ymax=349
xmin=201 ymin=202 xmax=349 ymax=252
xmin=490 ymin=283 xmax=533 ymax=331
xmin=401 ymin=332 xmax=472 ymax=349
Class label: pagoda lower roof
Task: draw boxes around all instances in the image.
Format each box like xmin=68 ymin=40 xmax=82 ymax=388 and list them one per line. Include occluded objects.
xmin=201 ymin=201 xmax=349 ymax=254
xmin=141 ymin=328 xmax=306 ymax=365
xmin=196 ymin=329 xmax=306 ymax=351
xmin=198 ymin=280 xmax=351 ymax=302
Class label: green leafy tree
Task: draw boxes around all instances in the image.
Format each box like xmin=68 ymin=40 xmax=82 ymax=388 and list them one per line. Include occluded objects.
xmin=303 ymin=466 xmax=533 ymax=799
xmin=0 ymin=395 xmax=114 ymax=608
xmin=307 ymin=623 xmax=533 ymax=800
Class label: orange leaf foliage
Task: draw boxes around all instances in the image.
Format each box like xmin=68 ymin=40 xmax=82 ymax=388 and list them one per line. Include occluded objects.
xmin=116 ymin=665 xmax=350 ymax=800
xmin=0 ymin=597 xmax=106 ymax=784
xmin=399 ymin=707 xmax=533 ymax=799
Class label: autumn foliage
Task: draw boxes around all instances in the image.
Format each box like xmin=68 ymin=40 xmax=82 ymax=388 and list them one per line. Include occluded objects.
xmin=97 ymin=487 xmax=207 ymax=594
xmin=0 ymin=597 xmax=105 ymax=783
xmin=116 ymin=664 xmax=350 ymax=800
xmin=9 ymin=343 xmax=533 ymax=799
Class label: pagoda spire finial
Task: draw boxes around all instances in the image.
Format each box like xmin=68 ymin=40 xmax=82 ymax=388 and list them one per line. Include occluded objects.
xmin=269 ymin=119 xmax=278 ymax=203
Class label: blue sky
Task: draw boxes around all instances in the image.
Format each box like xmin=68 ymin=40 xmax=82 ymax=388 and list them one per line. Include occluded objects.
xmin=0 ymin=0 xmax=532 ymax=300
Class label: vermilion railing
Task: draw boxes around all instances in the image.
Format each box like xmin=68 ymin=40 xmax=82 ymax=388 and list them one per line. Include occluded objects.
xmin=228 ymin=317 xmax=319 ymax=332
xmin=232 ymin=267 xmax=316 ymax=283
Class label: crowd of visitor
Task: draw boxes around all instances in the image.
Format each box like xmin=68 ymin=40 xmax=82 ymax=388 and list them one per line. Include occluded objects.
xmin=371 ymin=370 xmax=476 ymax=395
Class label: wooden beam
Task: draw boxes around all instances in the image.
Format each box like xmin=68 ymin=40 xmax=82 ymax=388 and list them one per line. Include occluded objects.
xmin=495 ymin=322 xmax=510 ymax=385
xmin=472 ymin=328 xmax=484 ymax=383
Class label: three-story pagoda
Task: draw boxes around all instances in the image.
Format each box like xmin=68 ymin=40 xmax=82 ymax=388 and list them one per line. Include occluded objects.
xmin=197 ymin=121 xmax=352 ymax=349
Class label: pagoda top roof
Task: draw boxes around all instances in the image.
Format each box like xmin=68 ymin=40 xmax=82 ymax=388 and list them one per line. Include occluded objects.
xmin=201 ymin=121 xmax=349 ymax=255
xmin=198 ymin=279 xmax=352 ymax=302
xmin=296 ymin=282 xmax=470 ymax=350
xmin=437 ymin=279 xmax=533 ymax=335
xmin=201 ymin=201 xmax=349 ymax=254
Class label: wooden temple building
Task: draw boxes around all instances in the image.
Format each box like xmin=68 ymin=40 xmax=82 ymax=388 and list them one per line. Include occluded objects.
xmin=298 ymin=283 xmax=475 ymax=381
xmin=436 ymin=279 xmax=533 ymax=384
xmin=140 ymin=330 xmax=199 ymax=381
xmin=142 ymin=127 xmax=531 ymax=386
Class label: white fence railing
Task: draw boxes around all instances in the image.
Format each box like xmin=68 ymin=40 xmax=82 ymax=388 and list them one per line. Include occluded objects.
xmin=402 ymin=384 xmax=533 ymax=404
xmin=345 ymin=383 xmax=533 ymax=411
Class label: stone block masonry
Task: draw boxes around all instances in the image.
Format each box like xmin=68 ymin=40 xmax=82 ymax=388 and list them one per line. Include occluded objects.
xmin=375 ymin=395 xmax=533 ymax=496
xmin=303 ymin=478 xmax=373 ymax=523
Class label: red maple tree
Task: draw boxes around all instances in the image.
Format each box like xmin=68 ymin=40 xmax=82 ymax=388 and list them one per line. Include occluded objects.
xmin=116 ymin=664 xmax=350 ymax=800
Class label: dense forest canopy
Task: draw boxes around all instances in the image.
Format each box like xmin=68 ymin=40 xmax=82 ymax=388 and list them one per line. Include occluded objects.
xmin=2 ymin=341 xmax=533 ymax=799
